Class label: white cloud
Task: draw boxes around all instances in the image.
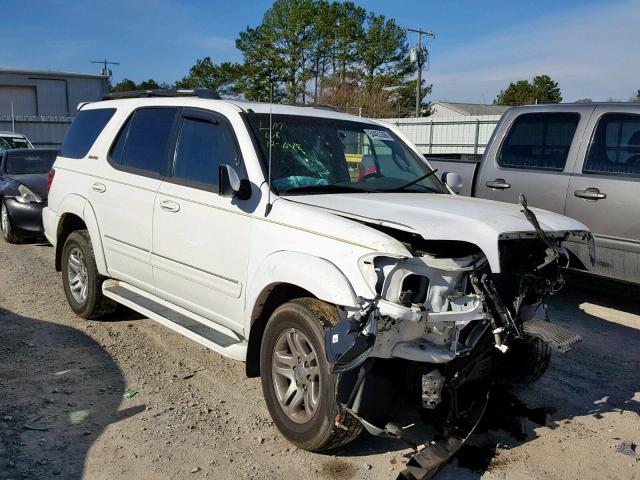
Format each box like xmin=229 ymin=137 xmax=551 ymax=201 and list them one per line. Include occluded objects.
xmin=427 ymin=0 xmax=640 ymax=102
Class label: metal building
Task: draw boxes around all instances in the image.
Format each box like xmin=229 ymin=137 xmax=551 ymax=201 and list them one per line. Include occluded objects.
xmin=0 ymin=68 xmax=108 ymax=117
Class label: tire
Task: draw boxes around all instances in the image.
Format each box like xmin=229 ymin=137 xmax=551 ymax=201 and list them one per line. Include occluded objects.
xmin=1 ymin=200 xmax=21 ymax=244
xmin=500 ymin=336 xmax=552 ymax=384
xmin=61 ymin=230 xmax=117 ymax=320
xmin=260 ymin=298 xmax=362 ymax=452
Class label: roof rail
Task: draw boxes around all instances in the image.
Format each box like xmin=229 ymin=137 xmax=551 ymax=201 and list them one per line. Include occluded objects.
xmin=103 ymin=88 xmax=221 ymax=101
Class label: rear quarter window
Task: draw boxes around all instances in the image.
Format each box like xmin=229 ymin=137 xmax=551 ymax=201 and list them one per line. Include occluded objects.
xmin=60 ymin=108 xmax=116 ymax=159
xmin=498 ymin=112 xmax=580 ymax=171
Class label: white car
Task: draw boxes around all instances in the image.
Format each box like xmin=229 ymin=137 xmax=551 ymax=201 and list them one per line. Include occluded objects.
xmin=43 ymin=89 xmax=591 ymax=455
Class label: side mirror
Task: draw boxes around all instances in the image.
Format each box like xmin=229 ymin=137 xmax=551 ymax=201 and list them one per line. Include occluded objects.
xmin=219 ymin=164 xmax=251 ymax=200
xmin=443 ymin=172 xmax=462 ymax=194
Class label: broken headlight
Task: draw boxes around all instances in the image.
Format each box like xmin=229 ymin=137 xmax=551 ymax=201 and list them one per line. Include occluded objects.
xmin=358 ymin=253 xmax=406 ymax=296
xmin=15 ymin=184 xmax=42 ymax=204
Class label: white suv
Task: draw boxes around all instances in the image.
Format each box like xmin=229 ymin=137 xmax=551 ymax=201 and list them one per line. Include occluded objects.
xmin=44 ymin=89 xmax=591 ymax=454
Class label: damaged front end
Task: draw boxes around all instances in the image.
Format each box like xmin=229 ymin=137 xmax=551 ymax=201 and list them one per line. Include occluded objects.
xmin=325 ymin=202 xmax=589 ymax=479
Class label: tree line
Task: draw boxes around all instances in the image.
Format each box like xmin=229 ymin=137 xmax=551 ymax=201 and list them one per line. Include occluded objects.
xmin=113 ymin=0 xmax=429 ymax=117
xmin=112 ymin=0 xmax=640 ymax=115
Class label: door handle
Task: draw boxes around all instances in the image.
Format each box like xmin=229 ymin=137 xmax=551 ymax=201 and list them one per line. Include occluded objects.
xmin=92 ymin=182 xmax=106 ymax=193
xmin=485 ymin=178 xmax=511 ymax=189
xmin=574 ymin=187 xmax=606 ymax=200
xmin=159 ymin=199 xmax=180 ymax=213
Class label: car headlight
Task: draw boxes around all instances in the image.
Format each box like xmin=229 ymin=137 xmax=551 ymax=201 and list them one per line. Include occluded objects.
xmin=15 ymin=184 xmax=42 ymax=204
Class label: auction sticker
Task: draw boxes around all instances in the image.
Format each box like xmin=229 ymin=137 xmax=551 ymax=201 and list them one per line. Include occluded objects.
xmin=364 ymin=129 xmax=395 ymax=141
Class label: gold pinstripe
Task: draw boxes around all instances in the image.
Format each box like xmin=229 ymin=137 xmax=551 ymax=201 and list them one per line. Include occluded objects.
xmin=56 ymin=166 xmax=376 ymax=251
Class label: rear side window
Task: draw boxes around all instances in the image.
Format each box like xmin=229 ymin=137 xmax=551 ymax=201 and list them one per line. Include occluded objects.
xmin=110 ymin=107 xmax=177 ymax=175
xmin=172 ymin=116 xmax=240 ymax=187
xmin=60 ymin=108 xmax=116 ymax=159
xmin=584 ymin=113 xmax=640 ymax=177
xmin=499 ymin=113 xmax=580 ymax=171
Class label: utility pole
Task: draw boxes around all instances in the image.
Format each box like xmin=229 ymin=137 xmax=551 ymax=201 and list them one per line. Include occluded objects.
xmin=91 ymin=59 xmax=120 ymax=90
xmin=407 ymin=28 xmax=434 ymax=118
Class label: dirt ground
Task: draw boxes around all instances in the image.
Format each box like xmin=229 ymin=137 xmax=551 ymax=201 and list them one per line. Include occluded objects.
xmin=1 ymin=238 xmax=639 ymax=480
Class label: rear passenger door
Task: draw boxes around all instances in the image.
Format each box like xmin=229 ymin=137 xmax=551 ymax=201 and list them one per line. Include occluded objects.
xmin=152 ymin=108 xmax=251 ymax=334
xmin=476 ymin=110 xmax=587 ymax=213
xmin=89 ymin=106 xmax=179 ymax=292
xmin=565 ymin=107 xmax=640 ymax=283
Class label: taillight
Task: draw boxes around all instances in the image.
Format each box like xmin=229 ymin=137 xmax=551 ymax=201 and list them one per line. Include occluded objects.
xmin=47 ymin=169 xmax=55 ymax=192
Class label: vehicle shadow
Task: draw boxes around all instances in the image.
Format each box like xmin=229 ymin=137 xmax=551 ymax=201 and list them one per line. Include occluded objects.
xmin=0 ymin=307 xmax=144 ymax=479
xmin=335 ymin=274 xmax=640 ymax=478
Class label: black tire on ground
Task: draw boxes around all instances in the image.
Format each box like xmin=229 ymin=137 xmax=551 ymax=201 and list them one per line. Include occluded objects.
xmin=61 ymin=230 xmax=117 ymax=320
xmin=1 ymin=200 xmax=21 ymax=244
xmin=260 ymin=298 xmax=362 ymax=452
xmin=500 ymin=336 xmax=552 ymax=384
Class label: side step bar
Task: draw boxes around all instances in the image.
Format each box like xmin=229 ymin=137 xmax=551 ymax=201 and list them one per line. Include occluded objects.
xmin=522 ymin=319 xmax=582 ymax=353
xmin=102 ymin=280 xmax=247 ymax=361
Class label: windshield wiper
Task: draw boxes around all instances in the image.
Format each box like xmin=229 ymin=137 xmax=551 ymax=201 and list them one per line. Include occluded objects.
xmin=379 ymin=169 xmax=439 ymax=193
xmin=281 ymin=184 xmax=370 ymax=195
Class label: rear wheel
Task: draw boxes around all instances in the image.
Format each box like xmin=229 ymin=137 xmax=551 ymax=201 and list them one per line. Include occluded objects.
xmin=61 ymin=230 xmax=117 ymax=319
xmin=260 ymin=298 xmax=362 ymax=451
xmin=1 ymin=200 xmax=20 ymax=244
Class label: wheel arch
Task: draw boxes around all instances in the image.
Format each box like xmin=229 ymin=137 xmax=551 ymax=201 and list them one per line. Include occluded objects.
xmin=244 ymin=251 xmax=359 ymax=378
xmin=54 ymin=195 xmax=107 ymax=275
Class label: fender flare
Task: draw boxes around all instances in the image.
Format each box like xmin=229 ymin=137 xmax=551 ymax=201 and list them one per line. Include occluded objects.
xmin=245 ymin=251 xmax=359 ymax=331
xmin=82 ymin=200 xmax=108 ymax=275
xmin=54 ymin=194 xmax=108 ymax=276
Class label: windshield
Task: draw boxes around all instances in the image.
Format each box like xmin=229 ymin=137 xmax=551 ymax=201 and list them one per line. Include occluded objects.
xmin=5 ymin=151 xmax=56 ymax=174
xmin=0 ymin=136 xmax=31 ymax=151
xmin=246 ymin=114 xmax=447 ymax=195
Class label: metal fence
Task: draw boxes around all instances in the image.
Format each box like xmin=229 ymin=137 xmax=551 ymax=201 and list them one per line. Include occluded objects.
xmin=0 ymin=115 xmax=72 ymax=148
xmin=379 ymin=115 xmax=502 ymax=156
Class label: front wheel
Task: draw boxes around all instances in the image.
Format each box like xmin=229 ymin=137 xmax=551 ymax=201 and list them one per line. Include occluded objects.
xmin=61 ymin=230 xmax=117 ymax=319
xmin=260 ymin=298 xmax=362 ymax=451
xmin=1 ymin=200 xmax=20 ymax=244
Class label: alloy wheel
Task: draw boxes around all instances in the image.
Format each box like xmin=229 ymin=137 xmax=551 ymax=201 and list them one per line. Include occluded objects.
xmin=67 ymin=247 xmax=89 ymax=303
xmin=272 ymin=328 xmax=321 ymax=423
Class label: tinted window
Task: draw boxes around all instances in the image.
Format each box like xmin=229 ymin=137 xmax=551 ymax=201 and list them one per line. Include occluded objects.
xmin=584 ymin=113 xmax=640 ymax=176
xmin=60 ymin=108 xmax=116 ymax=159
xmin=5 ymin=151 xmax=56 ymax=174
xmin=172 ymin=117 xmax=240 ymax=186
xmin=111 ymin=107 xmax=177 ymax=174
xmin=109 ymin=116 xmax=131 ymax=165
xmin=499 ymin=113 xmax=580 ymax=171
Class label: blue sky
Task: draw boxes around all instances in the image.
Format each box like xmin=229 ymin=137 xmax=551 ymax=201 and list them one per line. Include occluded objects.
xmin=2 ymin=0 xmax=638 ymax=102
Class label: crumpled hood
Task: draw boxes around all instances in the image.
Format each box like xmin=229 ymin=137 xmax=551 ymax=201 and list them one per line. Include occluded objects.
xmin=289 ymin=193 xmax=590 ymax=272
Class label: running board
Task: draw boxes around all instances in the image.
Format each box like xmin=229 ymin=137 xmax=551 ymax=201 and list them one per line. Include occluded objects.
xmin=522 ymin=319 xmax=582 ymax=353
xmin=102 ymin=280 xmax=247 ymax=361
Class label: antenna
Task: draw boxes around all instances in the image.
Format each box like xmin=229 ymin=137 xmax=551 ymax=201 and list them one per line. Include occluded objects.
xmin=265 ymin=78 xmax=274 ymax=217
xmin=91 ymin=59 xmax=120 ymax=77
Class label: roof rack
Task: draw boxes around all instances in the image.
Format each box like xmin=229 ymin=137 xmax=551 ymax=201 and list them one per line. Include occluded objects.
xmin=103 ymin=88 xmax=221 ymax=101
